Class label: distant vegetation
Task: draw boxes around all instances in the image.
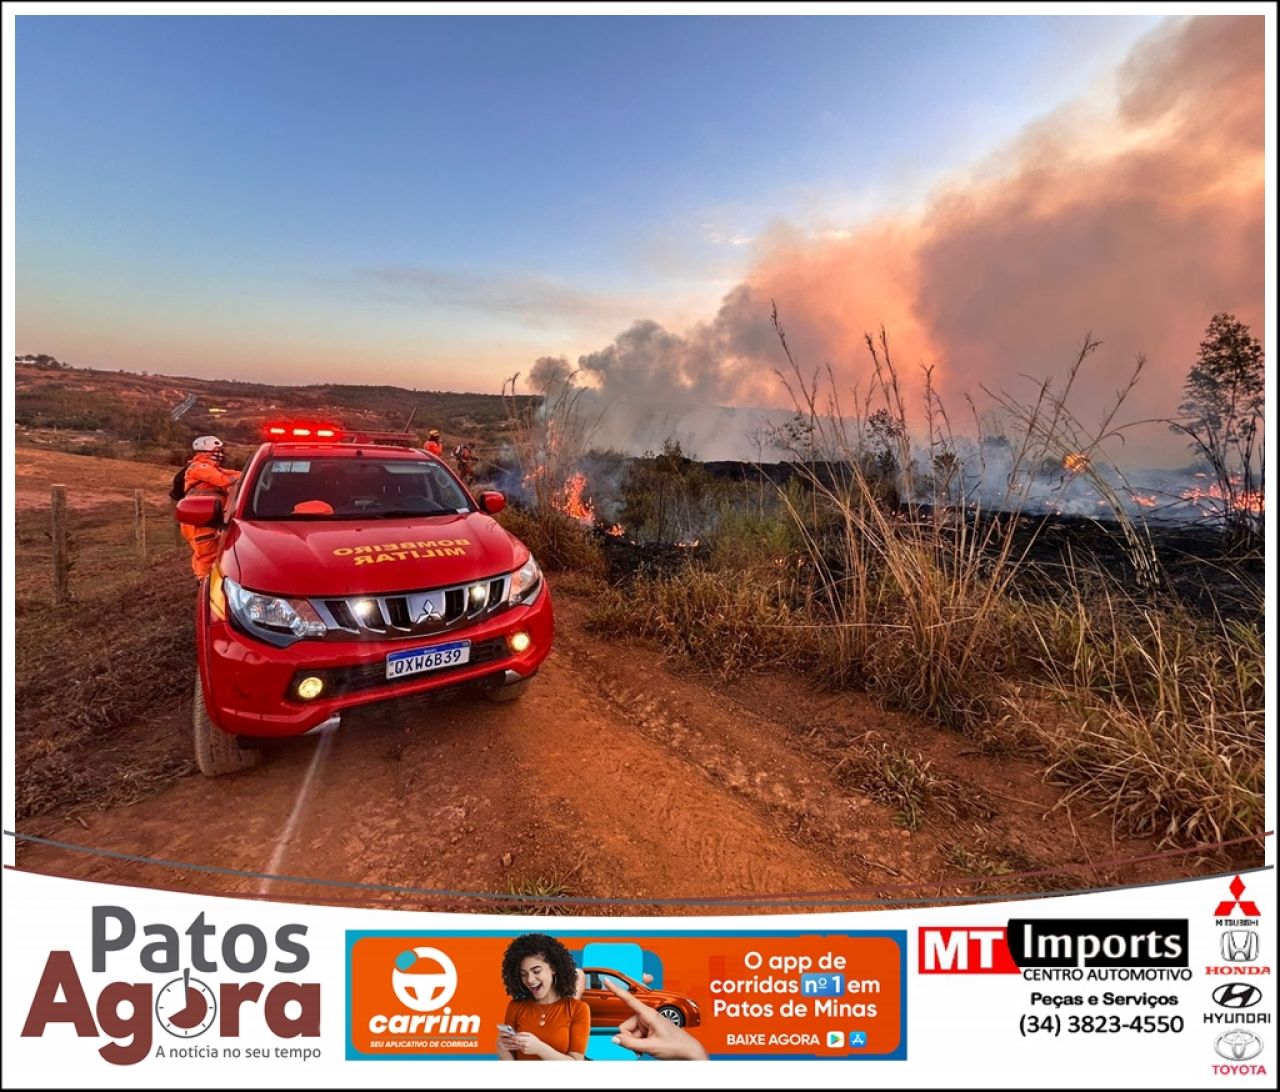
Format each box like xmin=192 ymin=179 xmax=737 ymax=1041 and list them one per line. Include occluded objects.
xmin=13 ymin=359 xmax=539 ymax=465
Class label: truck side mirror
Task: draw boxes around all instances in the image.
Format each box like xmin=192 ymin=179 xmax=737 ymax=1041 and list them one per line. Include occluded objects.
xmin=479 ymin=491 xmax=506 ymax=515
xmin=176 ymin=494 xmax=224 ymax=528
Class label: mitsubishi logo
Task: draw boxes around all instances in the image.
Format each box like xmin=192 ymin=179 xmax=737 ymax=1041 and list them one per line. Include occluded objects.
xmin=1215 ymin=876 xmax=1261 ymax=917
xmin=417 ymin=598 xmax=443 ymax=624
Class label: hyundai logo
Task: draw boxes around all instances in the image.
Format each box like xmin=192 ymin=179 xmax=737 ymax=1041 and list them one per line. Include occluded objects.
xmin=1213 ymin=983 xmax=1263 ymax=1010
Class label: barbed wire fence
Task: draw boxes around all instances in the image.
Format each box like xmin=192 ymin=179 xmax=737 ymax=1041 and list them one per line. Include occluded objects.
xmin=39 ymin=485 xmax=185 ymax=606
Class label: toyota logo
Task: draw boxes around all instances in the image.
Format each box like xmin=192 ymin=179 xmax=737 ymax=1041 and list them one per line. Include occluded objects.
xmin=1213 ymin=983 xmax=1262 ymax=1010
xmin=1214 ymin=1031 xmax=1263 ymax=1061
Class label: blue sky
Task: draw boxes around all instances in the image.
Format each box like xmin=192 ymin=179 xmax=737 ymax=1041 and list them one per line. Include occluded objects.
xmin=16 ymin=12 xmax=1170 ymax=391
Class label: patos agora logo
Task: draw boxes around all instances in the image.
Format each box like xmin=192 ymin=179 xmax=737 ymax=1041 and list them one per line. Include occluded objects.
xmin=20 ymin=907 xmax=319 ymax=1065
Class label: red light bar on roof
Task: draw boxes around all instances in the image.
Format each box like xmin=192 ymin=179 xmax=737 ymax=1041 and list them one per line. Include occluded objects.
xmin=263 ymin=422 xmax=343 ymax=441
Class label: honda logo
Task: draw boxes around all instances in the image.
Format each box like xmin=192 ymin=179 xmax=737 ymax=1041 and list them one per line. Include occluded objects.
xmin=1221 ymin=930 xmax=1260 ymax=963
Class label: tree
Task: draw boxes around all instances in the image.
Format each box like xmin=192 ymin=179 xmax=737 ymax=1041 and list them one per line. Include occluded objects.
xmin=1170 ymin=313 xmax=1264 ymax=538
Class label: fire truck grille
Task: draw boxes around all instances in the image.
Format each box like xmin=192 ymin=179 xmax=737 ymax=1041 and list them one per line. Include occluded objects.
xmin=311 ymin=575 xmax=511 ymax=640
xmin=288 ymin=636 xmax=510 ymax=697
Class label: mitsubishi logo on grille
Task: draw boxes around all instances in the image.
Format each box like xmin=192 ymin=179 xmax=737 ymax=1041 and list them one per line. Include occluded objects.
xmin=416 ymin=596 xmax=443 ymax=624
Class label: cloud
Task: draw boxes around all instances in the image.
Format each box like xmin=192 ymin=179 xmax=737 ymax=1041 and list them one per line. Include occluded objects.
xmin=364 ymin=266 xmax=646 ymax=330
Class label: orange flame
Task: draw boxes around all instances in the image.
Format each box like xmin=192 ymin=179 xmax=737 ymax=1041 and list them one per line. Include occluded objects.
xmin=605 ymin=524 xmax=625 ymax=537
xmin=553 ymin=472 xmax=596 ymax=525
xmin=1063 ymin=452 xmax=1090 ymax=475
xmin=1180 ymin=481 xmax=1264 ymax=515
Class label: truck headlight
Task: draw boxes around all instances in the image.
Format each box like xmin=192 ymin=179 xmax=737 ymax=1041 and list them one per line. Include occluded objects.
xmin=224 ymin=577 xmax=327 ymax=642
xmin=507 ymin=556 xmax=542 ymax=605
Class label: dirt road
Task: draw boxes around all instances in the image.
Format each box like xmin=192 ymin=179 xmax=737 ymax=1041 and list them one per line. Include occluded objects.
xmin=14 ymin=583 xmax=1204 ymax=914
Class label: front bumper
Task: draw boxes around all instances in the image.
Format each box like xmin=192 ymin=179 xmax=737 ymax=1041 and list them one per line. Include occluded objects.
xmin=198 ymin=585 xmax=553 ymax=737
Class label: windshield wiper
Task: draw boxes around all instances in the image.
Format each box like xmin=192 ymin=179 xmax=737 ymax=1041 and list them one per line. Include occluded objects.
xmin=373 ymin=507 xmax=461 ymax=518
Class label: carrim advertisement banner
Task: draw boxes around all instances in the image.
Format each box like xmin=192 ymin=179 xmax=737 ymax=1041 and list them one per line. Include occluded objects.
xmin=0 ymin=865 xmax=1274 ymax=1087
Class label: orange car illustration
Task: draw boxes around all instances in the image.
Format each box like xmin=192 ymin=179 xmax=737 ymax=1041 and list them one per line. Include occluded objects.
xmin=580 ymin=968 xmax=702 ymax=1028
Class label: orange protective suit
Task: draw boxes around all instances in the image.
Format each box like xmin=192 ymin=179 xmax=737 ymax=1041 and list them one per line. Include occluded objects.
xmin=180 ymin=454 xmax=242 ymax=580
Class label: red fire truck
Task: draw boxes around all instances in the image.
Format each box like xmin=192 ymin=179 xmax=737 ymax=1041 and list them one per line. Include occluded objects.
xmin=176 ymin=423 xmax=553 ymax=775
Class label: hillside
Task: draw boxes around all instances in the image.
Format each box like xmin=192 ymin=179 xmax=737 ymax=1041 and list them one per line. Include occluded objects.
xmin=13 ymin=359 xmax=537 ymax=463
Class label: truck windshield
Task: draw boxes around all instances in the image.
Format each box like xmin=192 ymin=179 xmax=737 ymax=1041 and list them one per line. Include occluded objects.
xmin=247 ymin=457 xmax=473 ymax=520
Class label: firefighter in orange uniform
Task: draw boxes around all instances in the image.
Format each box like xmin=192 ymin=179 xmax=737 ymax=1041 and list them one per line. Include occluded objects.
xmin=181 ymin=436 xmax=241 ymax=581
xmin=424 ymin=429 xmax=444 ymax=456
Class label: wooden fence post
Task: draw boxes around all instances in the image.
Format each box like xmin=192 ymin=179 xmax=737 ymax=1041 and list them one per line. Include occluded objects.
xmin=134 ymin=489 xmax=147 ymax=560
xmin=51 ymin=485 xmax=69 ymax=605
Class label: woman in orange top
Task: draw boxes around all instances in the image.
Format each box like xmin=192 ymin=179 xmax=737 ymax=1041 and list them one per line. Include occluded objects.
xmin=496 ymin=934 xmax=589 ymax=1061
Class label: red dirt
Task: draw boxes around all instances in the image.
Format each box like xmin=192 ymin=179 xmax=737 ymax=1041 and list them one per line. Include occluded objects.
xmin=14 ymin=591 xmax=1227 ymax=916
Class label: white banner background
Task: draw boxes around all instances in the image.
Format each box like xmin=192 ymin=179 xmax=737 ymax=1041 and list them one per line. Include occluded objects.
xmin=2 ymin=865 xmax=1274 ymax=1088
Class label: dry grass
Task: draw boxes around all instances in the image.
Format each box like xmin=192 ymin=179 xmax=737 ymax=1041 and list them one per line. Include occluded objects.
xmin=15 ymin=497 xmax=197 ymax=820
xmin=587 ymin=566 xmax=803 ymax=680
xmin=551 ymin=571 xmax=610 ymax=599
xmin=937 ymin=824 xmax=1090 ymax=893
xmin=499 ymin=866 xmax=583 ymax=916
xmin=497 ymin=505 xmax=606 ymax=577
xmin=1010 ymin=601 xmax=1264 ymax=846
xmin=834 ymin=740 xmax=995 ymax=831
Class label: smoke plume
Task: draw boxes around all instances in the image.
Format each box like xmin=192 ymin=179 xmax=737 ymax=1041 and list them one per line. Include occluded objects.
xmin=562 ymin=15 xmax=1264 ymax=466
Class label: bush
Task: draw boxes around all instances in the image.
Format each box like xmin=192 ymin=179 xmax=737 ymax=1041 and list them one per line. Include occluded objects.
xmin=587 ymin=564 xmax=802 ymax=679
xmin=496 ymin=506 xmax=605 ymax=577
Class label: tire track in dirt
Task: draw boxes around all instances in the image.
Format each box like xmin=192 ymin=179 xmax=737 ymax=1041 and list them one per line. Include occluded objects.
xmin=552 ymin=602 xmax=934 ymax=891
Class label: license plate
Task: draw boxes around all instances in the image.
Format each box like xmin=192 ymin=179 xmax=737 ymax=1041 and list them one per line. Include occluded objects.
xmin=385 ymin=640 xmax=471 ymax=680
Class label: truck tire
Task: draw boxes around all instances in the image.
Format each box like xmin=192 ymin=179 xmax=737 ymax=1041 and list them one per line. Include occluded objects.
xmin=486 ymin=675 xmax=531 ymax=702
xmin=192 ymin=675 xmax=260 ymax=776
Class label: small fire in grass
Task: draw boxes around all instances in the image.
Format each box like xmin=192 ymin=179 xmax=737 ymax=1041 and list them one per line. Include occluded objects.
xmin=1131 ymin=494 xmax=1159 ymax=508
xmin=605 ymin=524 xmax=625 ymax=537
xmin=1063 ymin=452 xmax=1091 ymax=475
xmin=553 ymin=472 xmax=596 ymax=525
xmin=1180 ymin=481 xmax=1264 ymax=516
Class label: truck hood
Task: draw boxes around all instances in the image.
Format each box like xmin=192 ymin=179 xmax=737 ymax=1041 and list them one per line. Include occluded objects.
xmin=223 ymin=512 xmax=528 ymax=597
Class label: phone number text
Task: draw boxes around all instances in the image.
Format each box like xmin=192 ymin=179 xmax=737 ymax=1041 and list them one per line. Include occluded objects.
xmin=1020 ymin=1015 xmax=1185 ymax=1037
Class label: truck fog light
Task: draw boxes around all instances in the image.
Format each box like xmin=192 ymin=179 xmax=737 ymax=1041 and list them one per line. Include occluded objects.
xmin=507 ymin=630 xmax=532 ymax=654
xmin=297 ymin=676 xmax=325 ymax=700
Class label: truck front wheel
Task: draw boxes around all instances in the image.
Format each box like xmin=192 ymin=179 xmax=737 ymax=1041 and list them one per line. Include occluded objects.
xmin=486 ymin=675 xmax=532 ymax=702
xmin=192 ymin=675 xmax=261 ymax=776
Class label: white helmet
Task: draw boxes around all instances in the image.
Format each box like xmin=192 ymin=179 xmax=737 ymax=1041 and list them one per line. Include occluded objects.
xmin=192 ymin=435 xmax=225 ymax=460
